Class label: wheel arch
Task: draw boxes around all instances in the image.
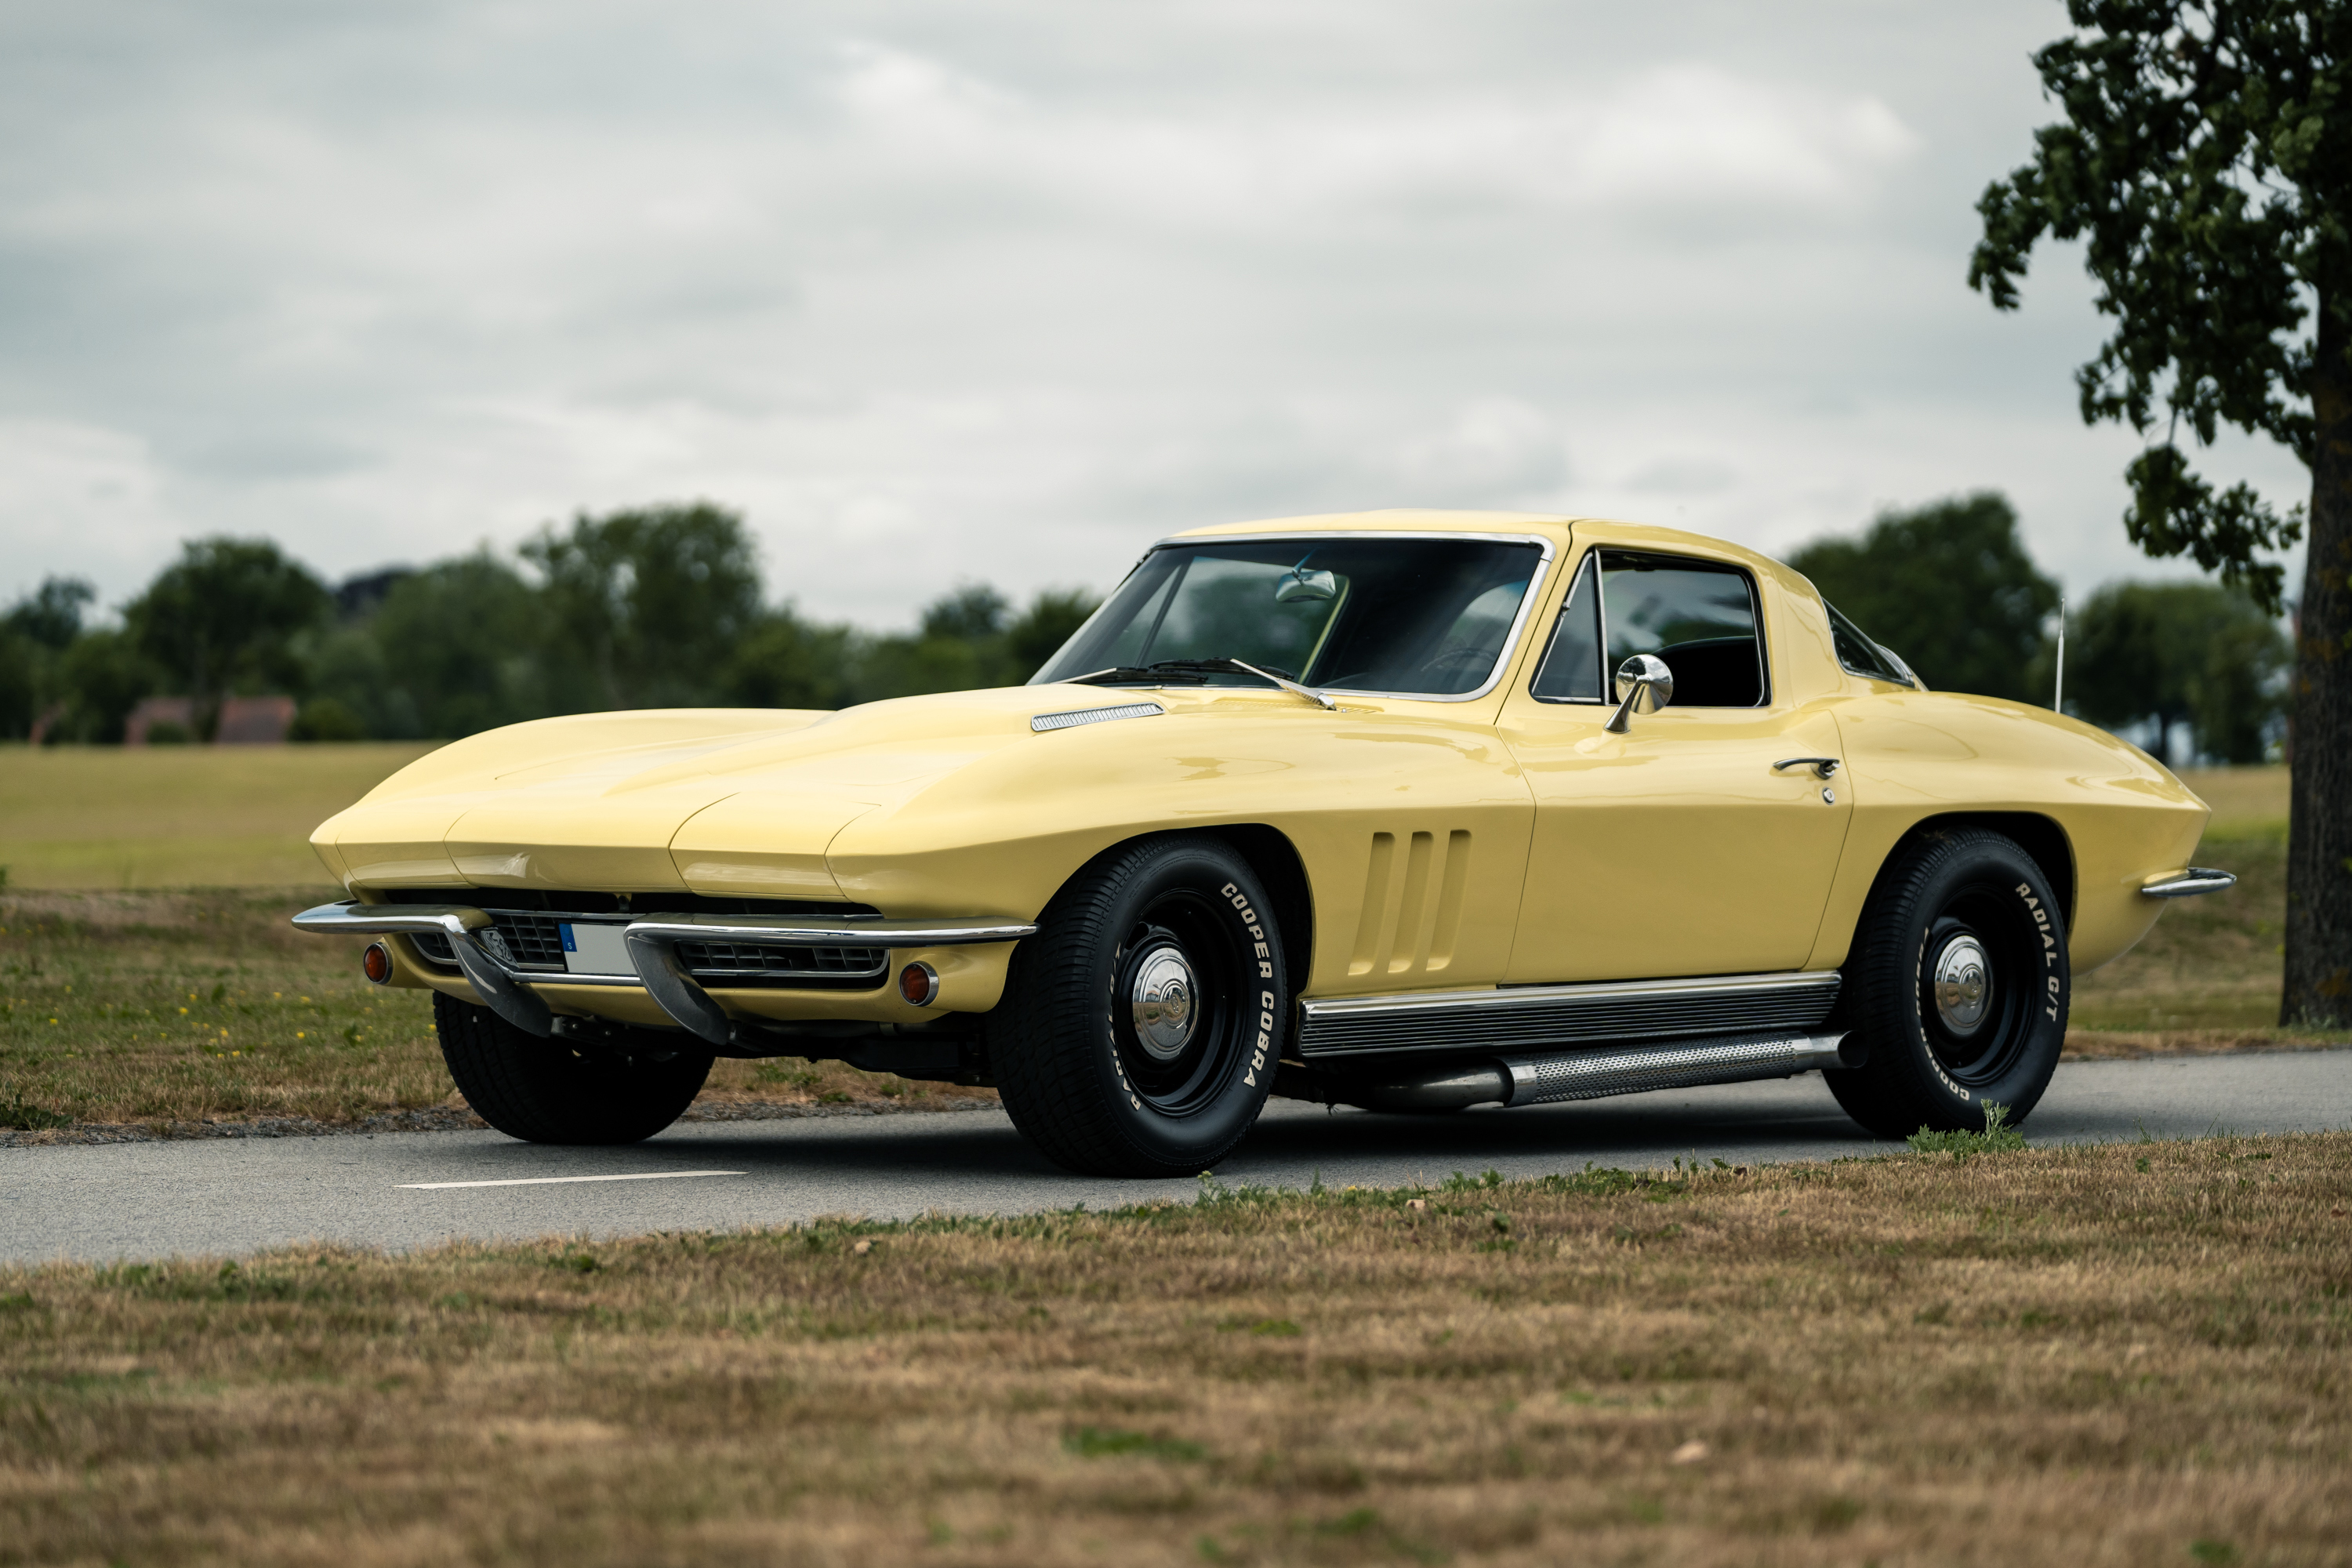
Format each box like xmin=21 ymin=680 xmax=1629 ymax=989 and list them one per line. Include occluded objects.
xmin=1856 ymin=811 xmax=2076 ymax=940
xmin=1046 ymin=823 xmax=1316 ymax=1004
xmin=1196 ymin=824 xmax=1316 ymax=999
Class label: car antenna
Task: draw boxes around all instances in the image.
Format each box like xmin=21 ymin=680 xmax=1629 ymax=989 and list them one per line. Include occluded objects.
xmin=2053 ymin=595 xmax=2066 ymax=713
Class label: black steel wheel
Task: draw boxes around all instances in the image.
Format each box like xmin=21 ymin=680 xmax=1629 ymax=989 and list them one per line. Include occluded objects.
xmin=1826 ymin=827 xmax=2069 ymax=1138
xmin=986 ymin=835 xmax=1285 ymax=1176
xmin=434 ymin=990 xmax=713 ymax=1145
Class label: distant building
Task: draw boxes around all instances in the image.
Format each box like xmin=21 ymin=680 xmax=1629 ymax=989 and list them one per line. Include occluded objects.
xmin=215 ymin=695 xmax=297 ymax=745
xmin=123 ymin=694 xmax=297 ymax=746
xmin=123 ymin=696 xmax=196 ymax=746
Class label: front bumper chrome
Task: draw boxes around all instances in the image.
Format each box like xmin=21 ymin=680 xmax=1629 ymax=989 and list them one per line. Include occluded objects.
xmin=292 ymin=901 xmax=1036 ymax=1042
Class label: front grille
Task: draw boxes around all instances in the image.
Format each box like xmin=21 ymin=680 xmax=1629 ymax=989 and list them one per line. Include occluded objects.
xmin=489 ymin=913 xmax=568 ymax=969
xmin=402 ymin=917 xmax=889 ymax=988
xmin=676 ymin=941 xmax=887 ymax=979
xmin=408 ymin=916 xmax=568 ymax=971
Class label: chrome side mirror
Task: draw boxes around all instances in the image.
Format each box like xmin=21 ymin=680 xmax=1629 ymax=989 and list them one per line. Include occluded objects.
xmin=1604 ymin=653 xmax=1673 ymax=733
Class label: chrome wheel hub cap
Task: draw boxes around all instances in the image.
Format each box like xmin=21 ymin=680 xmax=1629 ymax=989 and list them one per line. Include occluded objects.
xmin=1130 ymin=947 xmax=1198 ymax=1059
xmin=1933 ymin=935 xmax=1991 ymax=1035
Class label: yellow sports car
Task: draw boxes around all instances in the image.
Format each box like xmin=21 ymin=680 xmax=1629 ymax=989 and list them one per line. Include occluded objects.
xmin=296 ymin=510 xmax=2231 ymax=1175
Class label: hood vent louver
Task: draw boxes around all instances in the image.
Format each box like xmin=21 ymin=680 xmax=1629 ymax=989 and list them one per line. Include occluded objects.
xmin=1030 ymin=701 xmax=1165 ymax=734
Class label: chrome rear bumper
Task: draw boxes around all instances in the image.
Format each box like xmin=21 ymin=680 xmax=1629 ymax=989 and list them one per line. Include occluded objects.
xmin=292 ymin=901 xmax=1036 ymax=1043
xmin=2140 ymin=867 xmax=2238 ymax=898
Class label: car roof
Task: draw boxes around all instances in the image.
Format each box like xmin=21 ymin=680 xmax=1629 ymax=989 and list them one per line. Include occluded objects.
xmin=1164 ymin=509 xmax=1795 ymax=583
xmin=1169 ymin=507 xmax=1571 ymax=541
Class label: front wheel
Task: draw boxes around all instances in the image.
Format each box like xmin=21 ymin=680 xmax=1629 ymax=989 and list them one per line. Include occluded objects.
xmin=435 ymin=991 xmax=713 ymax=1144
xmin=986 ymin=836 xmax=1286 ymax=1176
xmin=1826 ymin=828 xmax=2069 ymax=1138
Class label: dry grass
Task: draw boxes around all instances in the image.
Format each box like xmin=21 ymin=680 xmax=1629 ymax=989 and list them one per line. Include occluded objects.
xmin=2176 ymin=765 xmax=2289 ymax=837
xmin=2069 ymin=831 xmax=2352 ymax=1050
xmin=0 ymin=742 xmax=437 ymax=889
xmin=0 ymin=888 xmax=987 ymax=1131
xmin=3 ymin=1134 xmax=2347 ymax=1565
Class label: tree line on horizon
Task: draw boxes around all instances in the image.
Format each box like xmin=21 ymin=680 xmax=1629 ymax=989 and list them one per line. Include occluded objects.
xmin=0 ymin=503 xmax=1098 ymax=746
xmin=0 ymin=492 xmax=2291 ymax=763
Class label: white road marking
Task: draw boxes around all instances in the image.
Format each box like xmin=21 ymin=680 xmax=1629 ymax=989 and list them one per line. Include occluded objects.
xmin=398 ymin=1170 xmax=746 ymax=1190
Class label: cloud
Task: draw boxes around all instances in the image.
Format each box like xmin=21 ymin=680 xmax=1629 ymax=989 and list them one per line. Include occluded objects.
xmin=1559 ymin=64 xmax=1917 ymax=212
xmin=0 ymin=2 xmax=2304 ymax=625
xmin=1391 ymin=398 xmax=1567 ymax=503
xmin=819 ymin=44 xmax=1918 ymax=234
xmin=0 ymin=420 xmax=180 ymax=607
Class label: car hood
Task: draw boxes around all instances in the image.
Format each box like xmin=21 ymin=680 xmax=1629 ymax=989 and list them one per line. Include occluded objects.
xmin=313 ymin=685 xmax=1236 ymax=896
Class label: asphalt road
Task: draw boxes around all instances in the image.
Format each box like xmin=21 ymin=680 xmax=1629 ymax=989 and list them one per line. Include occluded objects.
xmin=5 ymin=1050 xmax=2347 ymax=1265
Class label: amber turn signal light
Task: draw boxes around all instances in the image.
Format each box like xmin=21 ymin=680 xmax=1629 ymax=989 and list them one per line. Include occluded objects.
xmin=898 ymin=960 xmax=939 ymax=1007
xmin=361 ymin=942 xmax=394 ymax=985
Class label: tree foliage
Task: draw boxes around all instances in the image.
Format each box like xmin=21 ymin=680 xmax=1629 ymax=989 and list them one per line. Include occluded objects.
xmin=1967 ymin=0 xmax=2347 ymax=612
xmin=0 ymin=577 xmax=96 ymax=739
xmin=522 ymin=503 xmax=767 ymax=711
xmin=1787 ymin=492 xmax=2062 ymax=702
xmin=9 ymin=503 xmax=1103 ymax=745
xmin=1970 ymin=0 xmax=2352 ymax=1026
xmin=5 ymin=578 xmax=93 ymax=652
xmin=122 ymin=539 xmax=332 ymax=737
xmin=2060 ymin=580 xmax=2291 ymax=761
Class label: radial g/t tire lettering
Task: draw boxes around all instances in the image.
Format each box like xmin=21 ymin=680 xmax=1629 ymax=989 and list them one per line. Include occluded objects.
xmin=986 ymin=835 xmax=1285 ymax=1177
xmin=1826 ymin=827 xmax=2070 ymax=1138
xmin=434 ymin=991 xmax=713 ymax=1145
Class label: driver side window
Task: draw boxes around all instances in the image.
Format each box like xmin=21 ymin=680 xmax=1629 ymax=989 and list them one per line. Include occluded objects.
xmin=1600 ymin=552 xmax=1766 ymax=707
xmin=1530 ymin=550 xmax=1768 ymax=707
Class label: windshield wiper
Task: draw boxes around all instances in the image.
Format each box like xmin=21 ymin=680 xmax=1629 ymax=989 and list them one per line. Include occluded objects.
xmin=1072 ymin=659 xmax=1335 ymax=711
xmin=1068 ymin=664 xmax=1209 ymax=686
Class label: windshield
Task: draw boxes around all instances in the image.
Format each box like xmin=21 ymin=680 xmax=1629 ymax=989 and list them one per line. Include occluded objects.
xmin=1032 ymin=536 xmax=1545 ymax=697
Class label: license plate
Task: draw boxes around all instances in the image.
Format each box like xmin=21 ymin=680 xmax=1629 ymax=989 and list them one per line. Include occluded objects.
xmin=559 ymin=921 xmax=634 ymax=976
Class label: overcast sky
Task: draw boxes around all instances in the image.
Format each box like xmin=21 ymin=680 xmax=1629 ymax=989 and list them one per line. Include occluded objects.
xmin=0 ymin=0 xmax=2311 ymax=630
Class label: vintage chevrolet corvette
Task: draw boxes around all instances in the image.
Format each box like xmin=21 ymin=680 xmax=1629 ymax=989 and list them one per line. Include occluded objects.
xmin=296 ymin=510 xmax=2232 ymax=1175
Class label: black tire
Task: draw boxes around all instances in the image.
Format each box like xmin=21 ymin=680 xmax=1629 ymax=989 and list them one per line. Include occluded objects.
xmin=434 ymin=991 xmax=713 ymax=1145
xmin=1826 ymin=827 xmax=2070 ymax=1139
xmin=985 ymin=836 xmax=1285 ymax=1177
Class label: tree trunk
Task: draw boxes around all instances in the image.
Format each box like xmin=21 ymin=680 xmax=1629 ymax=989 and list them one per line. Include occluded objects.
xmin=2282 ymin=299 xmax=2352 ymax=1026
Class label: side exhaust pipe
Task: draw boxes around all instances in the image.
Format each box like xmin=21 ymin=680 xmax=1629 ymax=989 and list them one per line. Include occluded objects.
xmin=1500 ymin=1030 xmax=1860 ymax=1104
xmin=1290 ymin=1031 xmax=1861 ymax=1113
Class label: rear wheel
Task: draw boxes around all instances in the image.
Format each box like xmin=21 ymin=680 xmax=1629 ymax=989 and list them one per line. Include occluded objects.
xmin=1826 ymin=828 xmax=2069 ymax=1138
xmin=986 ymin=836 xmax=1285 ymax=1176
xmin=434 ymin=991 xmax=712 ymax=1144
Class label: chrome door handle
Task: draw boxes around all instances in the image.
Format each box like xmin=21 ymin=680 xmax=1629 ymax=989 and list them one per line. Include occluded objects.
xmin=1773 ymin=757 xmax=1840 ymax=779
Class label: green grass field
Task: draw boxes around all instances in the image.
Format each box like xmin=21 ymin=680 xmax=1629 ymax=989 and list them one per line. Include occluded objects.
xmin=0 ymin=742 xmax=438 ymax=888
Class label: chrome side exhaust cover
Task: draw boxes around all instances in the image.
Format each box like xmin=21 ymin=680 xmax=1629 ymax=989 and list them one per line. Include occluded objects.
xmin=1501 ymin=1029 xmax=1860 ymax=1104
xmin=1295 ymin=1030 xmax=1861 ymax=1113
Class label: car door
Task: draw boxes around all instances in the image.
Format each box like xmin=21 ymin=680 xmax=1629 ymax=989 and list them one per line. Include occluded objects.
xmin=1495 ymin=543 xmax=1852 ymax=982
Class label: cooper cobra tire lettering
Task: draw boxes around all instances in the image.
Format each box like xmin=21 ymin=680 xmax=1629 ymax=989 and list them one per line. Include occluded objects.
xmin=989 ymin=836 xmax=1287 ymax=1177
